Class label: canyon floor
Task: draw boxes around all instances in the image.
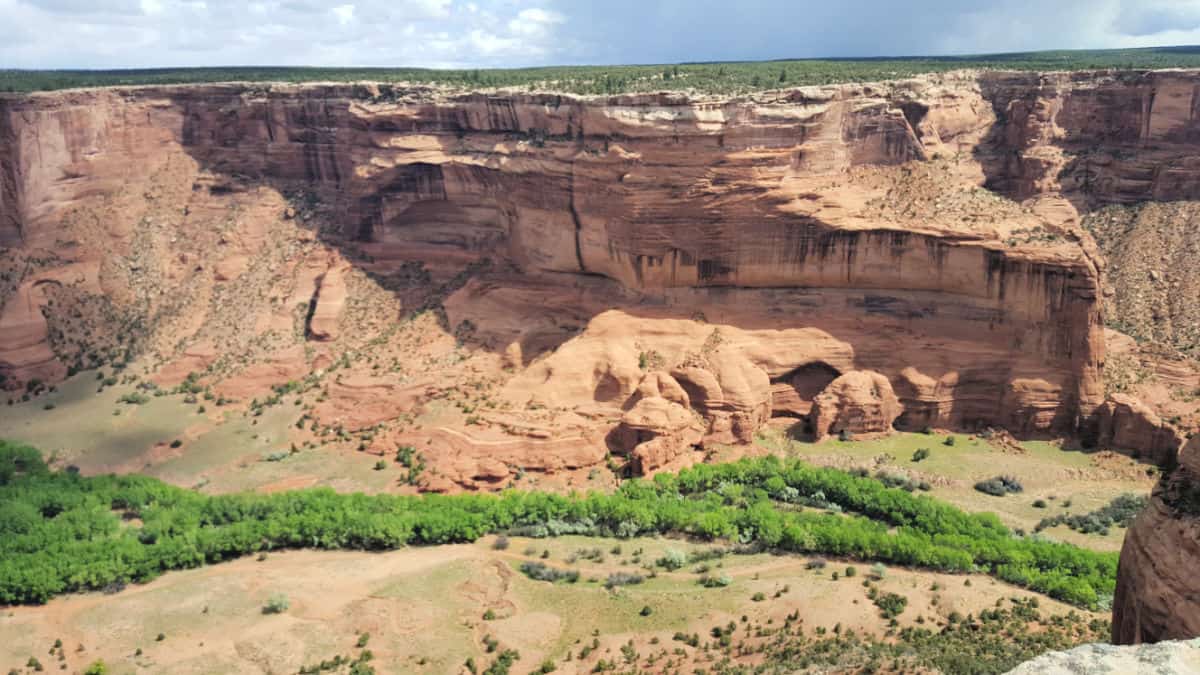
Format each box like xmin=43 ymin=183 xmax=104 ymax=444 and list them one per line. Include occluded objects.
xmin=1 ymin=366 xmax=1156 ymax=554
xmin=1 ymin=537 xmax=1104 ymax=675
xmin=0 ymin=366 xmax=1146 ymax=674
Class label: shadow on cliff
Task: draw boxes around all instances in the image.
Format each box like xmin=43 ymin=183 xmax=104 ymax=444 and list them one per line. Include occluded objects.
xmin=170 ymin=88 xmax=1090 ymax=441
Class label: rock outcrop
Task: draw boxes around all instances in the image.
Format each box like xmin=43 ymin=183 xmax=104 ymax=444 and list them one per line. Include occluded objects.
xmin=809 ymin=370 xmax=902 ymax=440
xmin=2 ymin=69 xmax=1197 ymax=475
xmin=1113 ymin=433 xmax=1200 ymax=644
xmin=1006 ymin=638 xmax=1200 ymax=674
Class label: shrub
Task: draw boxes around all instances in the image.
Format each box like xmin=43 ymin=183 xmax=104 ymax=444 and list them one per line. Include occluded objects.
xmin=262 ymin=594 xmax=289 ymax=614
xmin=870 ymin=563 xmax=887 ymax=580
xmin=483 ymin=609 xmax=497 ymax=620
xmin=656 ymin=549 xmax=687 ymax=571
xmin=911 ymin=448 xmax=930 ymax=462
xmin=639 ymin=605 xmax=653 ymax=616
xmin=943 ymin=436 xmax=957 ymax=446
xmin=493 ymin=535 xmax=510 ymax=550
xmin=169 ymin=439 xmax=182 ymax=449
xmin=483 ymin=649 xmax=519 ymax=675
xmin=373 ymin=460 xmax=387 ymax=471
xmin=83 ymin=661 xmax=107 ymax=675
xmin=751 ymin=592 xmax=766 ymax=602
xmin=1035 ymin=494 xmax=1147 ymax=535
xmin=845 ymin=566 xmax=857 ymax=577
xmin=1032 ymin=499 xmax=1047 ymax=508
xmin=519 ymin=562 xmax=580 ymax=584
xmin=699 ymin=574 xmax=732 ymax=588
xmin=974 ymin=475 xmax=1024 ymax=496
xmin=117 ymin=392 xmax=150 ymax=405
xmin=805 ymin=557 xmax=827 ymax=570
xmin=604 ymin=572 xmax=644 ymax=589
xmin=873 ymin=591 xmax=908 ymax=618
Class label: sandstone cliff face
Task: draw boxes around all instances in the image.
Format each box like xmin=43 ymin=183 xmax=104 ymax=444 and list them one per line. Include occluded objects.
xmin=1 ymin=69 xmax=1196 ymax=479
xmin=1114 ymin=433 xmax=1200 ymax=644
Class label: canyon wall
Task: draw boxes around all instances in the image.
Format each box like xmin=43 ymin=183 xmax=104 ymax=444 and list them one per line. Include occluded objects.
xmin=1113 ymin=433 xmax=1200 ymax=644
xmin=1 ymin=70 xmax=1197 ymax=480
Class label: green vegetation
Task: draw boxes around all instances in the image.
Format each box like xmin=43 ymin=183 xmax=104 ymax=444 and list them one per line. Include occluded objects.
xmin=518 ymin=561 xmax=580 ymax=584
xmin=975 ymin=475 xmax=1025 ymax=496
xmin=0 ymin=440 xmax=1116 ymax=607
xmin=911 ymin=448 xmax=930 ymax=462
xmin=762 ymin=597 xmax=1106 ymax=674
xmin=869 ymin=589 xmax=909 ymax=618
xmin=5 ymin=47 xmax=1200 ymax=95
xmin=1036 ymin=493 xmax=1148 ymax=536
xmin=261 ymin=593 xmax=289 ymax=614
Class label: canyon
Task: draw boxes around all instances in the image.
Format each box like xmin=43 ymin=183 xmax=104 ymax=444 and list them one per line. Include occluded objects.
xmin=3 ymin=66 xmax=1200 ymax=671
xmin=2 ymin=69 xmax=1197 ymax=486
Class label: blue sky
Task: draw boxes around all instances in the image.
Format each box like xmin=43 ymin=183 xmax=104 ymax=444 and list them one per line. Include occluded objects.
xmin=4 ymin=0 xmax=1200 ymax=69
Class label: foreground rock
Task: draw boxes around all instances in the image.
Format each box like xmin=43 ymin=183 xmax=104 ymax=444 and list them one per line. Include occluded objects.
xmin=1006 ymin=638 xmax=1200 ymax=674
xmin=1113 ymin=434 xmax=1200 ymax=644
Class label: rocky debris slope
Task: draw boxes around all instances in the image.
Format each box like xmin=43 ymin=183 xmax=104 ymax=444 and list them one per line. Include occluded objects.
xmin=1006 ymin=638 xmax=1200 ymax=674
xmin=1 ymin=69 xmax=1198 ymax=482
xmin=1085 ymin=202 xmax=1200 ymax=361
xmin=1114 ymin=433 xmax=1200 ymax=644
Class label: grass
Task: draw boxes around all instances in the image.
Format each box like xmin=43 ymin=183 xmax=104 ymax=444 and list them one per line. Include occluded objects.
xmin=756 ymin=428 xmax=1153 ymax=552
xmin=4 ymin=46 xmax=1200 ymax=95
xmin=0 ymin=369 xmax=396 ymax=495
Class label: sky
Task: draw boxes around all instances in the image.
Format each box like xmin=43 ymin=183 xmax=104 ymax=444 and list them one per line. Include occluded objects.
xmin=3 ymin=0 xmax=1200 ymax=70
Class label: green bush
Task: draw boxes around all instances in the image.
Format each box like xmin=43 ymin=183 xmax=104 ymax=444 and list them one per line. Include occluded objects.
xmin=519 ymin=562 xmax=579 ymax=584
xmin=656 ymin=549 xmax=687 ymax=570
xmin=975 ymin=475 xmax=1024 ymax=496
xmin=262 ymin=593 xmax=289 ymax=614
xmin=873 ymin=591 xmax=908 ymax=618
xmin=911 ymin=448 xmax=930 ymax=462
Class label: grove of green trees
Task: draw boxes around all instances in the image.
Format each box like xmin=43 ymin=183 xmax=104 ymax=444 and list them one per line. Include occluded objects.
xmin=0 ymin=440 xmax=1115 ymax=607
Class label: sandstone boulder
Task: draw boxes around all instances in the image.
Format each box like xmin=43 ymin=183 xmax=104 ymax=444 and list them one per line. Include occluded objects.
xmin=809 ymin=370 xmax=902 ymax=440
xmin=1091 ymin=394 xmax=1185 ymax=465
xmin=672 ymin=347 xmax=771 ymax=445
xmin=615 ymin=396 xmax=704 ymax=475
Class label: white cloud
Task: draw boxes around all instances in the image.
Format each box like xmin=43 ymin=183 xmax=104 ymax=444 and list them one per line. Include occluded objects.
xmin=508 ymin=7 xmax=564 ymax=37
xmin=4 ymin=0 xmax=1200 ymax=71
xmin=2 ymin=0 xmax=568 ymax=68
xmin=331 ymin=3 xmax=354 ymax=25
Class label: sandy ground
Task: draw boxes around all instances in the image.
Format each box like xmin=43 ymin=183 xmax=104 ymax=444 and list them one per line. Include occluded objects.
xmin=0 ymin=537 xmax=1102 ymax=675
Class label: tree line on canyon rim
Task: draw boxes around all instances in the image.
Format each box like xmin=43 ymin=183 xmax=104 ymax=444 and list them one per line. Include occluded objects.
xmin=0 ymin=440 xmax=1113 ymax=607
xmin=4 ymin=46 xmax=1200 ymax=95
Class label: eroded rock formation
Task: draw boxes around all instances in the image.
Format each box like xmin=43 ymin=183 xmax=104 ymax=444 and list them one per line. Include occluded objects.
xmin=2 ymin=69 xmax=1197 ymax=481
xmin=1113 ymin=433 xmax=1200 ymax=644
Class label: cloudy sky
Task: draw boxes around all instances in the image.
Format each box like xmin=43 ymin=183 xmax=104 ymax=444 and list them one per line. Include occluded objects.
xmin=3 ymin=0 xmax=1200 ymax=70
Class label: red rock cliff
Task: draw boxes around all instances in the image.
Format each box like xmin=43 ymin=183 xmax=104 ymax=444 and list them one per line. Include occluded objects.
xmin=0 ymin=69 xmax=1195 ymax=476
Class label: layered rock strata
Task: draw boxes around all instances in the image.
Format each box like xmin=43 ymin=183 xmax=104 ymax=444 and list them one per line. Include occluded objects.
xmin=2 ymin=69 xmax=1198 ymax=477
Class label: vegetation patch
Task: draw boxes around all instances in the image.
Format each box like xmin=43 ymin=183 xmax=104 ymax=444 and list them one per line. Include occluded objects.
xmin=974 ymin=475 xmax=1025 ymax=496
xmin=1035 ymin=493 xmax=1148 ymax=536
xmin=518 ymin=561 xmax=580 ymax=584
xmin=0 ymin=440 xmax=1116 ymax=608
